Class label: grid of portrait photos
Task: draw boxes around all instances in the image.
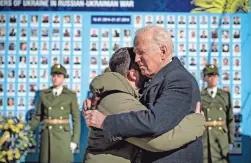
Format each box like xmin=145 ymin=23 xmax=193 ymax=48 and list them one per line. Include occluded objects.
xmin=0 ymin=13 xmax=83 ymax=152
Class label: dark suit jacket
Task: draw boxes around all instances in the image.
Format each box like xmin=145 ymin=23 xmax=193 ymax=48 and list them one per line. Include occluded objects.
xmin=103 ymin=57 xmax=203 ymax=163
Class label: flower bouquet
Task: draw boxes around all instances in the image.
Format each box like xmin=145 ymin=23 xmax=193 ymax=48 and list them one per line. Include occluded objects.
xmin=0 ymin=116 xmax=36 ymax=163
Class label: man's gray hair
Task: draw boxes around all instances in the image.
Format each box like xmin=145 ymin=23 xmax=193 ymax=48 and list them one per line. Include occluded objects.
xmin=134 ymin=25 xmax=174 ymax=54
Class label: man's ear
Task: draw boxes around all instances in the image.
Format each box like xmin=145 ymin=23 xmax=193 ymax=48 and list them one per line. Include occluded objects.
xmin=127 ymin=70 xmax=137 ymax=82
xmin=160 ymin=45 xmax=168 ymax=60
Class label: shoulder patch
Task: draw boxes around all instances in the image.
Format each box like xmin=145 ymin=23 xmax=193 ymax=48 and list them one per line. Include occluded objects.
xmin=41 ymin=88 xmax=52 ymax=93
xmin=217 ymin=88 xmax=229 ymax=100
xmin=201 ymin=88 xmax=207 ymax=95
xmin=65 ymin=88 xmax=76 ymax=94
xmin=218 ymin=88 xmax=228 ymax=96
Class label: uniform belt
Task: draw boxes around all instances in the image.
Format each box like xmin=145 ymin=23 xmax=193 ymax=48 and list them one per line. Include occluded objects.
xmin=206 ymin=120 xmax=226 ymax=127
xmin=44 ymin=119 xmax=69 ymax=124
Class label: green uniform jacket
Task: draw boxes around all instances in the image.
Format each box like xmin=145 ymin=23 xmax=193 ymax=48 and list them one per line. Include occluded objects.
xmin=85 ymin=72 xmax=205 ymax=163
xmin=29 ymin=87 xmax=81 ymax=163
xmin=201 ymin=88 xmax=235 ymax=163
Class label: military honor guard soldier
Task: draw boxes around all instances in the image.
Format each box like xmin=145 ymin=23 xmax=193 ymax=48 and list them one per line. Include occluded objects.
xmin=29 ymin=64 xmax=80 ymax=163
xmin=201 ymin=64 xmax=235 ymax=163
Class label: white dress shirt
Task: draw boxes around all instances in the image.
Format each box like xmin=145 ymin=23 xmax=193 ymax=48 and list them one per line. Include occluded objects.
xmin=52 ymin=86 xmax=63 ymax=96
xmin=207 ymin=87 xmax=217 ymax=98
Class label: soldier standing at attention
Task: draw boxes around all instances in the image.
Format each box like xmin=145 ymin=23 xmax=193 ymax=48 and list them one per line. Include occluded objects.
xmin=29 ymin=64 xmax=80 ymax=163
xmin=201 ymin=64 xmax=235 ymax=163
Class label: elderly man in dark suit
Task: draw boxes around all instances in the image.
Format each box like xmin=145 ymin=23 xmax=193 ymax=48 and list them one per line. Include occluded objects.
xmin=84 ymin=26 xmax=203 ymax=163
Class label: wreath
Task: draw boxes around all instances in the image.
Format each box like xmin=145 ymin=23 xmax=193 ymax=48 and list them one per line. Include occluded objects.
xmin=0 ymin=116 xmax=36 ymax=163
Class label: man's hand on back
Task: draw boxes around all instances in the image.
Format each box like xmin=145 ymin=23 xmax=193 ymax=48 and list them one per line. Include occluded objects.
xmin=83 ymin=98 xmax=106 ymax=129
xmin=84 ymin=110 xmax=106 ymax=129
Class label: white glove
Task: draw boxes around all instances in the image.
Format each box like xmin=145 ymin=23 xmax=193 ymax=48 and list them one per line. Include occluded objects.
xmin=70 ymin=142 xmax=77 ymax=153
xmin=228 ymin=144 xmax=233 ymax=151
